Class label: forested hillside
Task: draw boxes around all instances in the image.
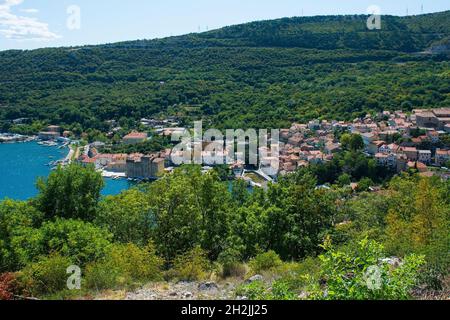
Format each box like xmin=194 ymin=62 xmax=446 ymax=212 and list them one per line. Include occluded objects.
xmin=0 ymin=12 xmax=449 ymax=132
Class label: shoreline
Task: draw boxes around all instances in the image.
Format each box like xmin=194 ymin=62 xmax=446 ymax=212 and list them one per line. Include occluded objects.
xmin=0 ymin=133 xmax=37 ymax=144
xmin=0 ymin=141 xmax=133 ymax=200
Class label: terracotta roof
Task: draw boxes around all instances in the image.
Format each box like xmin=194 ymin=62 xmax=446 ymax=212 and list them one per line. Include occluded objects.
xmin=124 ymin=132 xmax=147 ymax=139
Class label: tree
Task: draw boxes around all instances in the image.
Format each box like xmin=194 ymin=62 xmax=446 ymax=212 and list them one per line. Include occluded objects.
xmin=196 ymin=171 xmax=232 ymax=260
xmin=445 ymin=160 xmax=450 ymax=169
xmin=0 ymin=200 xmax=43 ymax=272
xmin=337 ymin=173 xmax=351 ymax=187
xmin=169 ymin=246 xmax=211 ymax=281
xmin=36 ymin=163 xmax=104 ymax=221
xmin=147 ymin=167 xmax=204 ymax=261
xmin=340 ymin=133 xmax=365 ymax=152
xmin=147 ymin=166 xmax=232 ymax=261
xmin=384 ymin=175 xmax=450 ymax=289
xmin=357 ymin=177 xmax=373 ymax=192
xmin=37 ymin=218 xmax=112 ymax=266
xmin=232 ymin=171 xmax=338 ymax=260
xmin=19 ymin=253 xmax=74 ymax=297
xmin=96 ymin=189 xmax=152 ymax=245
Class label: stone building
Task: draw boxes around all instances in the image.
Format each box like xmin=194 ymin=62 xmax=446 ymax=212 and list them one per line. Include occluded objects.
xmin=126 ymin=154 xmax=165 ymax=179
xmin=415 ymin=108 xmax=450 ymax=130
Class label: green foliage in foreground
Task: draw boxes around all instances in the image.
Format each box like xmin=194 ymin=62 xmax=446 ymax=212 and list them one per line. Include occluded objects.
xmin=19 ymin=254 xmax=73 ymax=297
xmin=249 ymin=251 xmax=283 ymax=274
xmin=36 ymin=164 xmax=104 ymax=221
xmin=237 ymin=239 xmax=425 ymax=300
xmin=309 ymin=239 xmax=425 ymax=300
xmin=167 ymin=246 xmax=212 ymax=282
xmin=84 ymin=242 xmax=163 ymax=291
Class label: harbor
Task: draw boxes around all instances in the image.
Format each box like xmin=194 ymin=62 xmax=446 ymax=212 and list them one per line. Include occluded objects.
xmin=0 ymin=133 xmax=36 ymax=143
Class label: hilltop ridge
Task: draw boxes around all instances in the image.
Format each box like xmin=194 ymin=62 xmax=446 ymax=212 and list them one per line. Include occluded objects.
xmin=0 ymin=11 xmax=449 ymax=131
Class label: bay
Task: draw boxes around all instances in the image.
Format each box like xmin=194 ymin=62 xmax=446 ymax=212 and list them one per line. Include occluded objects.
xmin=0 ymin=141 xmax=131 ymax=201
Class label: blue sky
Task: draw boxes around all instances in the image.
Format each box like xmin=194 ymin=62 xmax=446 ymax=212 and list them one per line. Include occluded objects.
xmin=0 ymin=0 xmax=449 ymax=51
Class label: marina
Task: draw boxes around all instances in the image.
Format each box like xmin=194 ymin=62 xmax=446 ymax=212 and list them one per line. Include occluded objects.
xmin=0 ymin=133 xmax=36 ymax=143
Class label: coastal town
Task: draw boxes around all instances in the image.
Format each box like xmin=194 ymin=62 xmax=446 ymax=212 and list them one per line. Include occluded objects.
xmin=2 ymin=107 xmax=450 ymax=187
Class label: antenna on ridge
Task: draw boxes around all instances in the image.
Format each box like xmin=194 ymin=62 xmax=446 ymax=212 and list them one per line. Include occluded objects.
xmin=421 ymin=4 xmax=424 ymax=14
xmin=406 ymin=7 xmax=409 ymax=16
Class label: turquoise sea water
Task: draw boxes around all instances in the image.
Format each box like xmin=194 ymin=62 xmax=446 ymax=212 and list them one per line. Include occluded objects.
xmin=0 ymin=141 xmax=131 ymax=201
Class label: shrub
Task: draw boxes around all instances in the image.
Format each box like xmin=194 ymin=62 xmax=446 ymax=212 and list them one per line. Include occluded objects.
xmin=235 ymin=280 xmax=297 ymax=300
xmin=235 ymin=280 xmax=267 ymax=300
xmin=19 ymin=254 xmax=73 ymax=297
xmin=310 ymin=238 xmax=425 ymax=300
xmin=218 ymin=248 xmax=246 ymax=278
xmin=169 ymin=246 xmax=211 ymax=281
xmin=84 ymin=260 xmax=121 ymax=291
xmin=270 ymin=280 xmax=297 ymax=300
xmin=85 ymin=242 xmax=163 ymax=290
xmin=0 ymin=200 xmax=43 ymax=272
xmin=274 ymin=258 xmax=320 ymax=291
xmin=221 ymin=262 xmax=247 ymax=279
xmin=37 ymin=218 xmax=112 ymax=266
xmin=249 ymin=251 xmax=282 ymax=274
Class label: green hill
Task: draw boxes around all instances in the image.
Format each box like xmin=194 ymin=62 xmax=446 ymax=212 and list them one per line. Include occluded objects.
xmin=0 ymin=12 xmax=449 ymax=132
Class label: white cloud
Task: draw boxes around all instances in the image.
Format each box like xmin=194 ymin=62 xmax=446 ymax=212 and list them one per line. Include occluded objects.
xmin=0 ymin=0 xmax=59 ymax=41
xmin=20 ymin=8 xmax=39 ymax=14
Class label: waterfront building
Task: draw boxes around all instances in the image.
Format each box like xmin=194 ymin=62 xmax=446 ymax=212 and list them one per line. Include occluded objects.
xmin=126 ymin=154 xmax=165 ymax=179
xmin=47 ymin=125 xmax=61 ymax=133
xmin=38 ymin=131 xmax=60 ymax=140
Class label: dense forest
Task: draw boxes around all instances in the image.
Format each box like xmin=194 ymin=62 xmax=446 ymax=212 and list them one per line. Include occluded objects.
xmin=0 ymin=12 xmax=449 ymax=133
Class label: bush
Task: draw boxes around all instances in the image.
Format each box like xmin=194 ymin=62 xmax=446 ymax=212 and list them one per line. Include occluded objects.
xmin=274 ymin=258 xmax=321 ymax=291
xmin=218 ymin=248 xmax=247 ymax=278
xmin=249 ymin=251 xmax=283 ymax=274
xmin=0 ymin=273 xmax=19 ymax=300
xmin=168 ymin=246 xmax=211 ymax=281
xmin=85 ymin=242 xmax=163 ymax=290
xmin=235 ymin=280 xmax=297 ymax=300
xmin=270 ymin=280 xmax=297 ymax=300
xmin=0 ymin=200 xmax=43 ymax=272
xmin=19 ymin=254 xmax=73 ymax=297
xmin=38 ymin=218 xmax=112 ymax=266
xmin=235 ymin=280 xmax=267 ymax=300
xmin=221 ymin=262 xmax=247 ymax=279
xmin=310 ymin=238 xmax=425 ymax=300
xmin=84 ymin=261 xmax=120 ymax=291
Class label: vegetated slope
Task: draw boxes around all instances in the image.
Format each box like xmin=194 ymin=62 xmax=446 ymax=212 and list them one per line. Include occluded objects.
xmin=0 ymin=12 xmax=449 ymax=131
